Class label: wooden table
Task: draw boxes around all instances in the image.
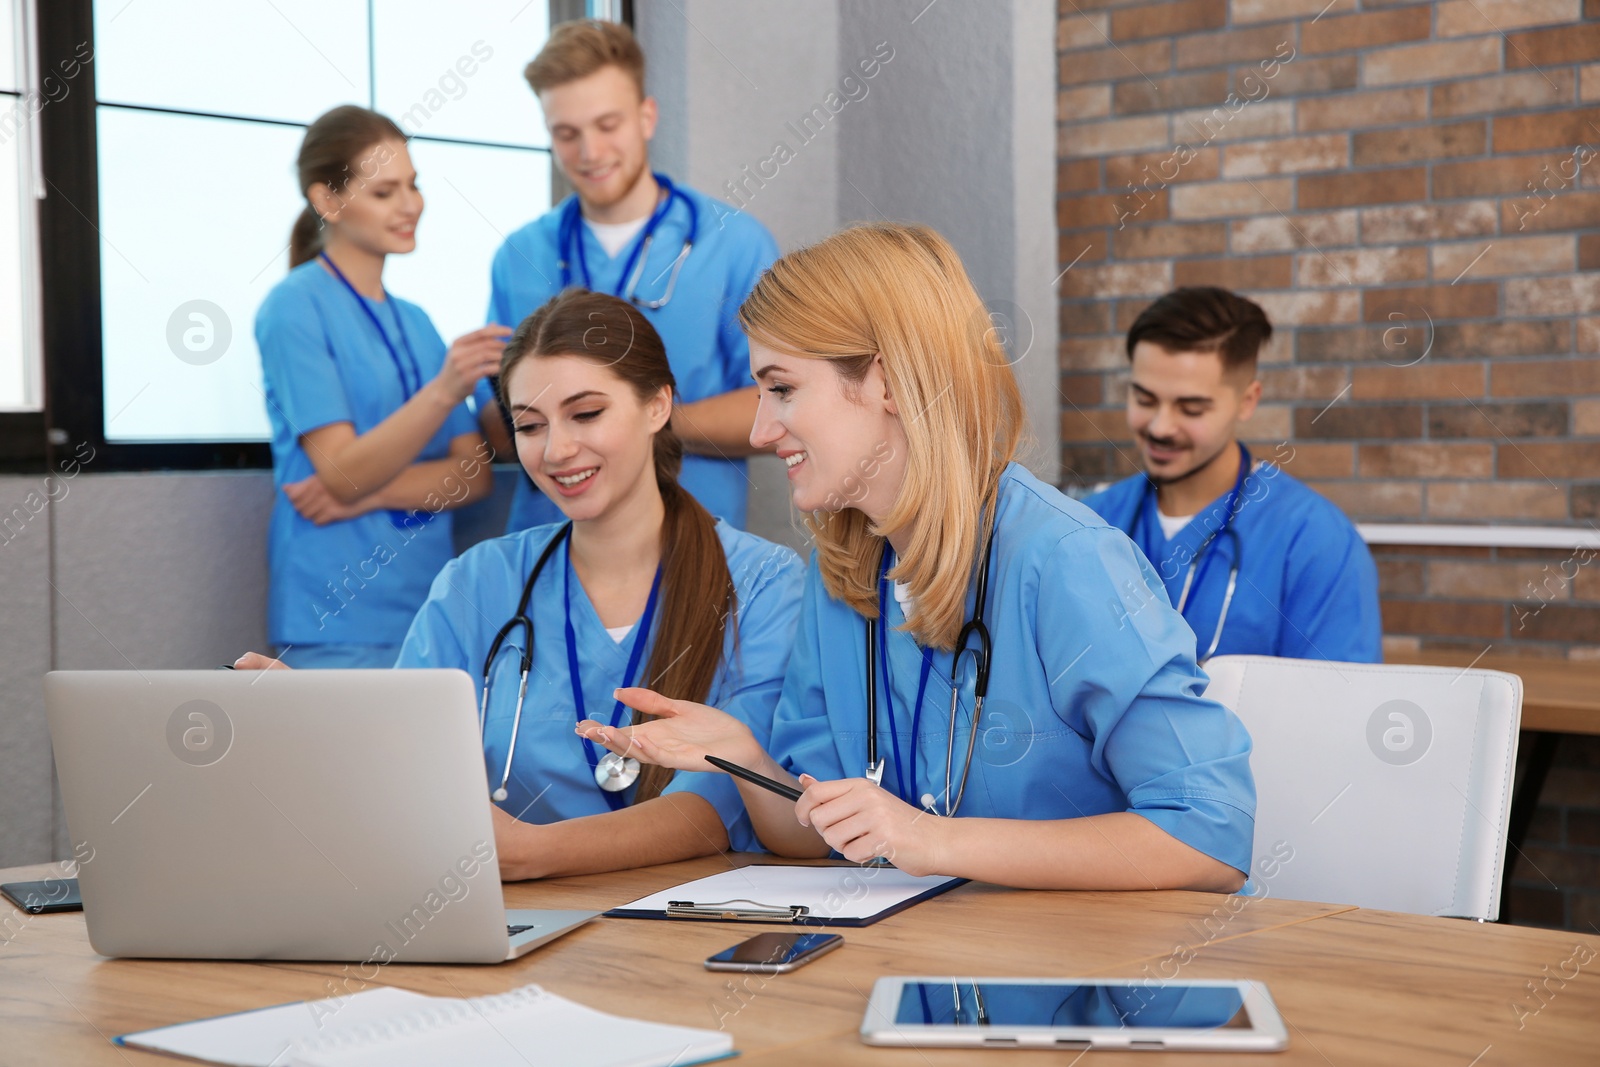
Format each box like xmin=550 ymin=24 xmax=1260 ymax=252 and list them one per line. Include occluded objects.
xmin=1384 ymin=649 xmax=1600 ymax=737
xmin=1385 ymin=649 xmax=1600 ymax=924
xmin=4 ymin=855 xmax=1596 ymax=1064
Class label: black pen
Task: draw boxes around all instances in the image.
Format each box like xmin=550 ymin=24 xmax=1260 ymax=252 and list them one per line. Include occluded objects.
xmin=705 ymin=755 xmax=804 ymax=801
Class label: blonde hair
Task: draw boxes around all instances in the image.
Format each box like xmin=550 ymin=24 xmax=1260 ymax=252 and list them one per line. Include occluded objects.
xmin=739 ymin=223 xmax=1025 ymax=651
xmin=525 ymin=19 xmax=645 ymax=98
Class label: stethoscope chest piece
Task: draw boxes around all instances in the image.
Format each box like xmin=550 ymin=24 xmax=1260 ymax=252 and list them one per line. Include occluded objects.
xmin=595 ymin=752 xmax=641 ymax=792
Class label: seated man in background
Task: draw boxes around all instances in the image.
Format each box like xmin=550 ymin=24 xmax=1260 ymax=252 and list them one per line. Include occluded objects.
xmin=1082 ymin=286 xmax=1380 ymax=664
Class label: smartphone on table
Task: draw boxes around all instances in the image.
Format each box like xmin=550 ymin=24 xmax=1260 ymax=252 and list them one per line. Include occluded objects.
xmin=1 ymin=878 xmax=82 ymax=914
xmin=704 ymin=932 xmax=843 ymax=973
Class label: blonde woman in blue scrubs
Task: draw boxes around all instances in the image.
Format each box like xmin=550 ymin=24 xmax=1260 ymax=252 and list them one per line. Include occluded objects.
xmin=242 ymin=290 xmax=802 ymax=878
xmin=581 ymin=224 xmax=1256 ymax=891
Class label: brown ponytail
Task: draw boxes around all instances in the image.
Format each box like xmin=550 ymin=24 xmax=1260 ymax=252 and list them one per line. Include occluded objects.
xmin=502 ymin=290 xmax=737 ymax=804
xmin=288 ymin=105 xmax=408 ymax=268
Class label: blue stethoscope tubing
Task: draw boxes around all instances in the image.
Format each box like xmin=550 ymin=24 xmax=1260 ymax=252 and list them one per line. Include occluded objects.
xmin=557 ymin=172 xmax=697 ymax=309
xmin=1129 ymin=441 xmax=1251 ymax=663
xmin=864 ymin=521 xmax=998 ymax=817
xmin=477 ymin=522 xmax=661 ymax=809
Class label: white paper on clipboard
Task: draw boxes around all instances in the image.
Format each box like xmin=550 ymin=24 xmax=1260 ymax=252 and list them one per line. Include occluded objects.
xmin=607 ymin=865 xmax=964 ymax=926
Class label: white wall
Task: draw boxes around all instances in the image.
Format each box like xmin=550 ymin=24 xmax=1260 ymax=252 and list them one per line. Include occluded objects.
xmin=835 ymin=0 xmax=1059 ymax=479
xmin=639 ymin=0 xmax=1059 ymax=557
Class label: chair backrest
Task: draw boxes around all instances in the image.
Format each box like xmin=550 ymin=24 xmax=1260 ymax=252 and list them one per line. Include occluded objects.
xmin=1202 ymin=655 xmax=1522 ymax=921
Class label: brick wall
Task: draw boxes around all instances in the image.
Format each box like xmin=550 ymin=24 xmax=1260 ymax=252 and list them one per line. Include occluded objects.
xmin=1055 ymin=0 xmax=1600 ymax=929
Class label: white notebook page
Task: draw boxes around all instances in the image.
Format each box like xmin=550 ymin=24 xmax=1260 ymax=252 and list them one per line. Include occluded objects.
xmin=119 ymin=987 xmax=434 ymax=1067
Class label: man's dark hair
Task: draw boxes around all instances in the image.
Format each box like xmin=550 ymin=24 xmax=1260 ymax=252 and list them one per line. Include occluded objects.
xmin=1125 ymin=287 xmax=1272 ymax=375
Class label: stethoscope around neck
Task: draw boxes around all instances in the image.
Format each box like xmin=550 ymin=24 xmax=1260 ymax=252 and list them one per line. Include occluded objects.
xmin=1129 ymin=442 xmax=1251 ymax=663
xmin=478 ymin=522 xmax=660 ymax=807
xmin=557 ymin=172 xmax=697 ymax=309
xmin=864 ymin=522 xmax=997 ymax=818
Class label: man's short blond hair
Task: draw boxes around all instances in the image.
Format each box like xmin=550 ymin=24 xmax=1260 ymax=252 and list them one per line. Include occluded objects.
xmin=525 ymin=19 xmax=645 ymax=98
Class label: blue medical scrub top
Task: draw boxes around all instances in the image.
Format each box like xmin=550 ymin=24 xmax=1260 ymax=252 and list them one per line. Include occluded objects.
xmin=1082 ymin=455 xmax=1381 ymax=664
xmin=481 ymin=180 xmax=778 ymax=532
xmin=768 ymin=464 xmax=1256 ymax=876
xmin=256 ymin=261 xmax=479 ymax=651
xmin=395 ymin=520 xmax=803 ymax=851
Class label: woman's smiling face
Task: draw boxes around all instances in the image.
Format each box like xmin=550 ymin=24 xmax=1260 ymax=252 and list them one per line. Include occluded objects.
xmin=504 ymin=353 xmax=670 ymax=523
xmin=747 ymin=339 xmax=908 ymax=519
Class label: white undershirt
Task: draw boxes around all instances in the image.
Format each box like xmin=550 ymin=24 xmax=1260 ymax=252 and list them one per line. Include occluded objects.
xmin=585 ymin=216 xmax=650 ymax=258
xmin=1157 ymin=511 xmax=1194 ymax=540
xmin=605 ymin=623 xmax=634 ymax=644
xmin=892 ymin=580 xmax=915 ymax=615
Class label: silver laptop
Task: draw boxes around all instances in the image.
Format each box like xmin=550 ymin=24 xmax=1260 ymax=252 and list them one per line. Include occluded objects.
xmin=45 ymin=668 xmax=596 ymax=963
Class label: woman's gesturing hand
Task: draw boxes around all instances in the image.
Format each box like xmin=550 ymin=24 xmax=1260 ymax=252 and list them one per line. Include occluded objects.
xmin=436 ymin=324 xmax=513 ymax=402
xmin=575 ymin=687 xmax=762 ymax=772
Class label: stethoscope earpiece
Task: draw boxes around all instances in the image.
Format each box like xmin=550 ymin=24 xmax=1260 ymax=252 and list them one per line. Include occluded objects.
xmin=491 ymin=787 xmax=508 ymax=803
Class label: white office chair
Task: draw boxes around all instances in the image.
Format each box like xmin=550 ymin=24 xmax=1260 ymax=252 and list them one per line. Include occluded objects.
xmin=1202 ymin=655 xmax=1522 ymax=921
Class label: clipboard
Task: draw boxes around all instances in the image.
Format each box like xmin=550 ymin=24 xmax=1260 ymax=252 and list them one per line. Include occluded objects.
xmin=605 ymin=864 xmax=966 ymax=927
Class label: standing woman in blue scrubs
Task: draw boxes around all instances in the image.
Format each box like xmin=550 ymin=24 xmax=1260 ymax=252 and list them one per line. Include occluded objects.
xmin=255 ymin=106 xmax=510 ymax=668
xmin=390 ymin=289 xmax=800 ymax=877
xmin=582 ymin=224 xmax=1256 ymax=891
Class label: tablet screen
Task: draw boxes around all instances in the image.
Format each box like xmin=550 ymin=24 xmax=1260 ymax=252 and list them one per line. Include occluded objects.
xmin=893 ymin=983 xmax=1250 ymax=1030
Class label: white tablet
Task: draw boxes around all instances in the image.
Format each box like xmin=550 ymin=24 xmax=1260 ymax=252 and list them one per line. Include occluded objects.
xmin=860 ymin=977 xmax=1288 ymax=1052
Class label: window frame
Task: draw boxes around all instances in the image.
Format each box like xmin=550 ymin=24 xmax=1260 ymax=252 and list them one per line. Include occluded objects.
xmin=10 ymin=0 xmax=587 ymax=474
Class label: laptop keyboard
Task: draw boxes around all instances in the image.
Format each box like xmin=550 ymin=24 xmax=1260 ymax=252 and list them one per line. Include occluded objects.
xmin=508 ymin=924 xmax=535 ymax=936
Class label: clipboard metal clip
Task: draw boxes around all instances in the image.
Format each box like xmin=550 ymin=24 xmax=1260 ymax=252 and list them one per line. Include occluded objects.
xmin=665 ymin=898 xmax=810 ymax=922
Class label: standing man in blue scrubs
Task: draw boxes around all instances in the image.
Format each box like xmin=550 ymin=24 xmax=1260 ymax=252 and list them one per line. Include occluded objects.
xmin=479 ymin=19 xmax=779 ymax=531
xmin=1082 ymin=287 xmax=1380 ymax=663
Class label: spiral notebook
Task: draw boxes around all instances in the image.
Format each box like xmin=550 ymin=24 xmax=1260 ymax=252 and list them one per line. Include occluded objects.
xmin=117 ymin=985 xmax=734 ymax=1067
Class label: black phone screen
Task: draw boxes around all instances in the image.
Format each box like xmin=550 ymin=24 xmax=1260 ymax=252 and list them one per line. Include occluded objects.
xmin=1 ymin=878 xmax=83 ymax=914
xmin=709 ymin=932 xmax=839 ymax=965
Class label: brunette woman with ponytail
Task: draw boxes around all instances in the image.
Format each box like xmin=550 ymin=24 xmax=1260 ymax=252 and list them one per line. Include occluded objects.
xmin=253 ymin=105 xmax=511 ymax=668
xmin=379 ymin=288 xmax=799 ymax=878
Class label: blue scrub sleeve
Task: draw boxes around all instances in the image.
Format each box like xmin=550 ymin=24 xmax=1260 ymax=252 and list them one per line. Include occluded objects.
xmin=446 ymin=412 xmax=480 ymax=443
xmin=1276 ymin=517 xmax=1382 ymax=663
xmin=717 ymin=226 xmax=780 ymax=395
xmin=767 ymin=568 xmax=852 ymax=784
xmin=659 ymin=543 xmax=805 ymax=852
xmin=1039 ymin=527 xmax=1256 ymax=874
xmin=257 ymin=293 xmax=354 ymax=437
xmin=476 ymin=246 xmax=521 ymax=417
xmin=394 ymin=559 xmax=476 ymax=682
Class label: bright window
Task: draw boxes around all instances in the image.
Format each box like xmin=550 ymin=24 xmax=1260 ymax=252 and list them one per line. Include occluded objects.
xmin=0 ymin=0 xmax=41 ymax=413
xmin=92 ymin=0 xmax=552 ymax=444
